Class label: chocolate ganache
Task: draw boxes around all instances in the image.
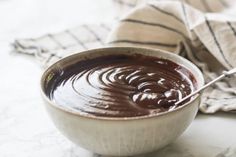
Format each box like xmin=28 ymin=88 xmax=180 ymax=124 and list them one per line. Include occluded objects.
xmin=46 ymin=54 xmax=197 ymax=117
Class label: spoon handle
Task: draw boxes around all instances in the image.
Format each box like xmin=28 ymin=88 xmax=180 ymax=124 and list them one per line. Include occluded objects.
xmin=174 ymin=68 xmax=236 ymax=107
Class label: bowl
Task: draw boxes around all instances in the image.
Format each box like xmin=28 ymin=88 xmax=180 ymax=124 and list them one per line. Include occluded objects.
xmin=40 ymin=47 xmax=204 ymax=156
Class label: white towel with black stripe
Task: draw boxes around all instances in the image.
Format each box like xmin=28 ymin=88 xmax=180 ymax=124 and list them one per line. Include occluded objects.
xmin=13 ymin=0 xmax=236 ymax=113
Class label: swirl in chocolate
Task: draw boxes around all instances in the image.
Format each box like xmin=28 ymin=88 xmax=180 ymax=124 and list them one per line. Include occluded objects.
xmin=46 ymin=54 xmax=196 ymax=117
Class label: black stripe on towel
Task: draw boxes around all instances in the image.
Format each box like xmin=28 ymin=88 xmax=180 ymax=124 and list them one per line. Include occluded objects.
xmin=101 ymin=24 xmax=111 ymax=31
xmin=227 ymin=22 xmax=236 ymax=38
xmin=113 ymin=0 xmax=136 ymax=7
xmin=207 ymin=97 xmax=236 ymax=100
xmin=109 ymin=40 xmax=177 ymax=47
xmin=149 ymin=3 xmax=199 ymax=42
xmin=45 ymin=53 xmax=62 ymax=64
xmin=121 ymin=19 xmax=189 ymax=39
xmin=83 ymin=25 xmax=104 ymax=45
xmin=205 ymin=17 xmax=233 ymax=68
xmin=14 ymin=40 xmax=27 ymax=49
xmin=47 ymin=34 xmax=66 ymax=50
xmin=65 ymin=30 xmax=87 ymax=49
xmin=148 ymin=4 xmax=184 ymax=24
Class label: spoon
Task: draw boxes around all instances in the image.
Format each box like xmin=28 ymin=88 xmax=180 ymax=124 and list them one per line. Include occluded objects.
xmin=173 ymin=68 xmax=236 ymax=108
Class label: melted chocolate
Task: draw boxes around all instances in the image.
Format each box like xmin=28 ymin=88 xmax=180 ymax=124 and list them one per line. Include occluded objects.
xmin=45 ymin=54 xmax=196 ymax=117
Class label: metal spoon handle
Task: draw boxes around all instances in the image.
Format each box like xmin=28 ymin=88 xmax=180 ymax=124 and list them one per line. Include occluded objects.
xmin=174 ymin=68 xmax=236 ymax=106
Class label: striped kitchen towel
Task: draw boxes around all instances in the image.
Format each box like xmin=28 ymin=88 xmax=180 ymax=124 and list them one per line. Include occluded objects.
xmin=13 ymin=0 xmax=236 ymax=113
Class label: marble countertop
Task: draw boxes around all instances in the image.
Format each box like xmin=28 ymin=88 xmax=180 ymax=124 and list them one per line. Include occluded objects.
xmin=0 ymin=0 xmax=236 ymax=156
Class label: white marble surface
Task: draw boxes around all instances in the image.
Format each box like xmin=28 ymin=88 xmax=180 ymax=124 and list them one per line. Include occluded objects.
xmin=0 ymin=0 xmax=236 ymax=156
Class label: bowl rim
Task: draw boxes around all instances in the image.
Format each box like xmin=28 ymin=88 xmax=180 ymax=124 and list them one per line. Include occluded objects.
xmin=40 ymin=46 xmax=205 ymax=121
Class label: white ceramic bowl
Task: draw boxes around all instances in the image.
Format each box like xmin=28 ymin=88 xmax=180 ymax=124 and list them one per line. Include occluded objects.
xmin=40 ymin=47 xmax=204 ymax=156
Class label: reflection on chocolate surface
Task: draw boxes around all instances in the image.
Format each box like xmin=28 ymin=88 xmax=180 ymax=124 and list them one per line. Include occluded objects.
xmin=45 ymin=54 xmax=197 ymax=117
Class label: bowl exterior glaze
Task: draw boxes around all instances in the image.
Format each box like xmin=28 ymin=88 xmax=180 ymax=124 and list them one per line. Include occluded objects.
xmin=41 ymin=47 xmax=204 ymax=156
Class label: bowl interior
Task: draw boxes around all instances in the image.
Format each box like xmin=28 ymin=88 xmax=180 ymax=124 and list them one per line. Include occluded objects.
xmin=41 ymin=47 xmax=204 ymax=120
